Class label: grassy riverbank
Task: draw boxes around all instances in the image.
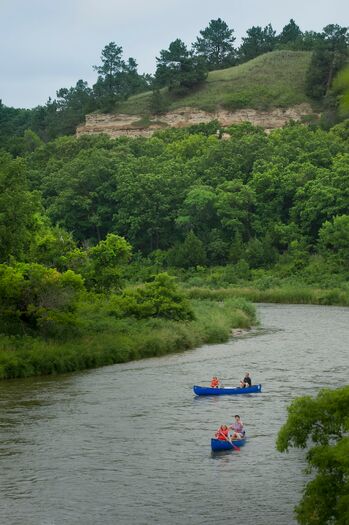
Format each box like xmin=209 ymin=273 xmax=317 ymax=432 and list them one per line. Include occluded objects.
xmin=186 ymin=286 xmax=349 ymax=306
xmin=0 ymin=298 xmax=255 ymax=380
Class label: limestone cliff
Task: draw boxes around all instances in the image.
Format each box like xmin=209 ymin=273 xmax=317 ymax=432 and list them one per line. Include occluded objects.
xmin=76 ymin=104 xmax=317 ymax=138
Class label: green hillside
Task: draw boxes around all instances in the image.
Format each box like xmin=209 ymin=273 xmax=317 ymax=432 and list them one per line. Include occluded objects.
xmin=118 ymin=50 xmax=313 ymax=115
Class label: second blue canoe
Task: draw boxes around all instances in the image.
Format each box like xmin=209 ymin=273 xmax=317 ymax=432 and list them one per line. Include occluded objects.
xmin=211 ymin=437 xmax=246 ymax=451
xmin=193 ymin=384 xmax=262 ymax=396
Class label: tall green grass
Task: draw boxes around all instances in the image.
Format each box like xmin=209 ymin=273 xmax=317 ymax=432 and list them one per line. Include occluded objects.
xmin=0 ymin=299 xmax=256 ymax=380
xmin=187 ymin=287 xmax=349 ymax=306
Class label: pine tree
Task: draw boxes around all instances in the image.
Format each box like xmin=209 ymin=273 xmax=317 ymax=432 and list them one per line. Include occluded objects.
xmin=193 ymin=18 xmax=236 ymax=70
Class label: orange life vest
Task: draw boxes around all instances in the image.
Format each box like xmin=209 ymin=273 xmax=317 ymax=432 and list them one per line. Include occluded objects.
xmin=215 ymin=427 xmax=229 ymax=441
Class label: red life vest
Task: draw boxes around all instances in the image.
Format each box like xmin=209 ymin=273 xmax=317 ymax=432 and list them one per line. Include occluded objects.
xmin=211 ymin=378 xmax=219 ymax=388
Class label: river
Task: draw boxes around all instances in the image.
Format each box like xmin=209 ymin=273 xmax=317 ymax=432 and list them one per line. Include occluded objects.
xmin=0 ymin=304 xmax=348 ymax=525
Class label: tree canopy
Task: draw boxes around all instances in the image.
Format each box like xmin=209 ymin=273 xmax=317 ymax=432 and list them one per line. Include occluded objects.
xmin=278 ymin=19 xmax=302 ymax=46
xmin=155 ymin=39 xmax=207 ymax=91
xmin=306 ymin=25 xmax=349 ymax=99
xmin=93 ymin=42 xmax=150 ymax=110
xmin=193 ymin=18 xmax=236 ymax=70
xmin=277 ymin=386 xmax=349 ymax=525
xmin=0 ymin=119 xmax=340 ymax=290
xmin=238 ymin=24 xmax=276 ymax=62
xmin=0 ymin=153 xmax=40 ymax=262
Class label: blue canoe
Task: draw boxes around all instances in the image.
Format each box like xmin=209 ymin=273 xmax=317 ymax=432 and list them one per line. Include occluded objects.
xmin=211 ymin=437 xmax=246 ymax=451
xmin=193 ymin=384 xmax=262 ymax=396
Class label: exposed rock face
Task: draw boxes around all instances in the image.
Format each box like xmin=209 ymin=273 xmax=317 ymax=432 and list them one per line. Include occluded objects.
xmin=76 ymin=104 xmax=316 ymax=138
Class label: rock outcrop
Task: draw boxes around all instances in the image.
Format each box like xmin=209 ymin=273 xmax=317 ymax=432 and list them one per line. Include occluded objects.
xmin=76 ymin=103 xmax=317 ymax=138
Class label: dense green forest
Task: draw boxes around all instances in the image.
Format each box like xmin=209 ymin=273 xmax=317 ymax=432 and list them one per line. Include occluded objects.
xmin=4 ymin=120 xmax=347 ymax=282
xmin=1 ymin=120 xmax=348 ymax=348
xmin=0 ymin=17 xmax=349 ymax=380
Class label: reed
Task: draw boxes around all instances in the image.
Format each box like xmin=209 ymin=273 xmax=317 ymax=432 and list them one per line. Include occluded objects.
xmin=186 ymin=286 xmax=349 ymax=306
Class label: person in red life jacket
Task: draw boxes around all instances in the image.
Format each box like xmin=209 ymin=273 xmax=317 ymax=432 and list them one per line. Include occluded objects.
xmin=229 ymin=415 xmax=245 ymax=439
xmin=215 ymin=424 xmax=229 ymax=441
xmin=210 ymin=376 xmax=220 ymax=388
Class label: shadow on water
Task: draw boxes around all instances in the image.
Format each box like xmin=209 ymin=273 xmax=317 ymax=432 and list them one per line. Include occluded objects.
xmin=210 ymin=449 xmax=241 ymax=459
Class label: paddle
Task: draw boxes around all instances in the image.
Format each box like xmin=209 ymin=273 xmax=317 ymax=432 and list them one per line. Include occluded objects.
xmin=229 ymin=439 xmax=240 ymax=451
xmin=225 ymin=435 xmax=240 ymax=451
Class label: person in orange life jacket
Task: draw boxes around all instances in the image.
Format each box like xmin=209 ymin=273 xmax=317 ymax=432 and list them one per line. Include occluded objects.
xmin=229 ymin=415 xmax=245 ymax=439
xmin=210 ymin=376 xmax=220 ymax=388
xmin=215 ymin=424 xmax=229 ymax=441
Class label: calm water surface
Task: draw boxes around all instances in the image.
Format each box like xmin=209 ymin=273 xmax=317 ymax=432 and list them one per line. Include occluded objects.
xmin=0 ymin=304 xmax=348 ymax=525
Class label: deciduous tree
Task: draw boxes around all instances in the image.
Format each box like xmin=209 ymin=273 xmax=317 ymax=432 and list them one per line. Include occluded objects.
xmin=0 ymin=153 xmax=40 ymax=262
xmin=0 ymin=263 xmax=84 ymax=336
xmin=114 ymin=273 xmax=195 ymax=320
xmin=277 ymin=386 xmax=349 ymax=525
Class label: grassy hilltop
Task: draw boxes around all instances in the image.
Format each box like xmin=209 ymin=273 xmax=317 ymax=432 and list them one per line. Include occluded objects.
xmin=118 ymin=50 xmax=313 ymax=115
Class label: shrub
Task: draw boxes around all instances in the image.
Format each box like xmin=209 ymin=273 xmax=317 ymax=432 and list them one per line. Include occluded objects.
xmin=222 ymin=92 xmax=251 ymax=109
xmin=110 ymin=273 xmax=195 ymax=321
xmin=0 ymin=263 xmax=84 ymax=336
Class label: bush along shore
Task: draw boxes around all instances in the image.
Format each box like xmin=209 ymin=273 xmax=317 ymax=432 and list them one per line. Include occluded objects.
xmin=0 ymin=295 xmax=256 ymax=381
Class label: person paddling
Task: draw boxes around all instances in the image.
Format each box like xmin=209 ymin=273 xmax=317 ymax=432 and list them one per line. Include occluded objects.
xmin=210 ymin=376 xmax=220 ymax=388
xmin=229 ymin=415 xmax=245 ymax=439
xmin=215 ymin=424 xmax=230 ymax=441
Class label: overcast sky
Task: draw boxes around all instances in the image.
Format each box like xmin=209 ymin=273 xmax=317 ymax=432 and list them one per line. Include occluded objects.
xmin=1 ymin=0 xmax=348 ymax=108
